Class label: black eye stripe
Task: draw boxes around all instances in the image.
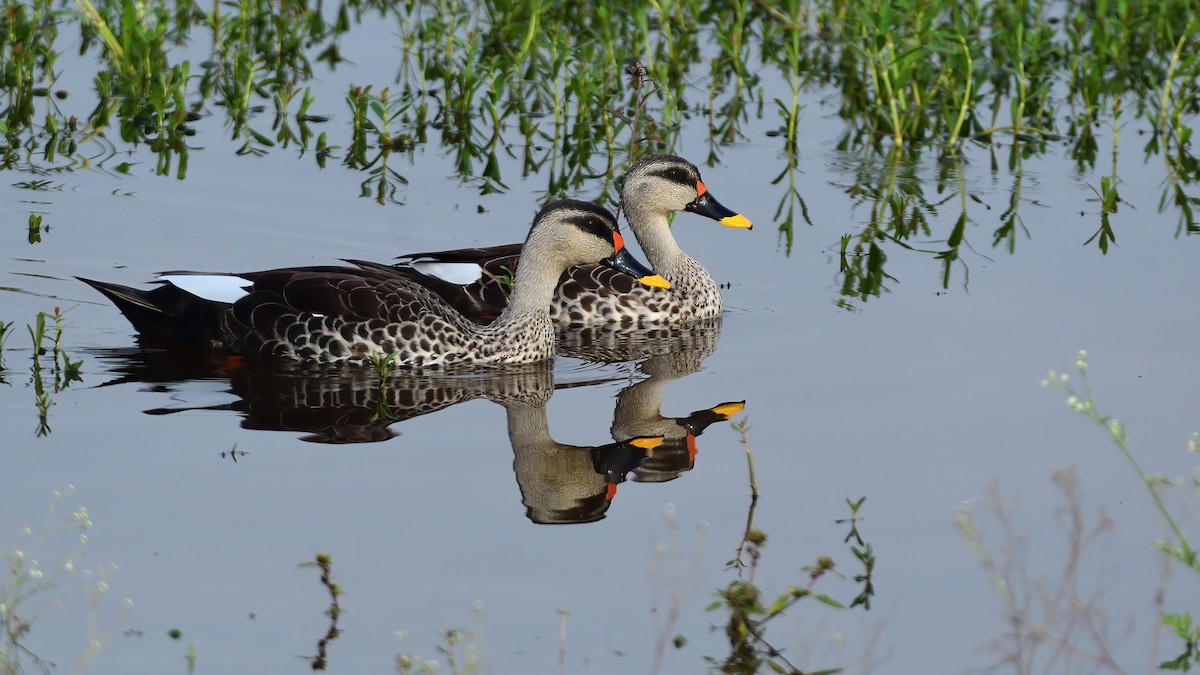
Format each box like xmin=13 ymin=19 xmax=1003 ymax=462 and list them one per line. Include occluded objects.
xmin=634 ymin=155 xmax=701 ymax=189
xmin=533 ymin=198 xmax=619 ymax=245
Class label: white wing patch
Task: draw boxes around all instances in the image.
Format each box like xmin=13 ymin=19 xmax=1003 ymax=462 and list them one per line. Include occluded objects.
xmin=160 ymin=274 xmax=252 ymax=304
xmin=410 ymin=261 xmax=484 ymax=286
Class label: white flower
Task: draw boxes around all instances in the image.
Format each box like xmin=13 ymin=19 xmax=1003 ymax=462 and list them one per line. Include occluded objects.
xmin=63 ymin=561 xmax=74 ymax=573
xmin=96 ymin=581 xmax=108 ymax=594
xmin=28 ymin=569 xmax=43 ymax=580
xmin=423 ymin=659 xmax=439 ymax=671
xmin=122 ymin=598 xmax=134 ymax=609
xmin=697 ymin=520 xmax=710 ymax=533
xmin=394 ymin=630 xmax=408 ymax=642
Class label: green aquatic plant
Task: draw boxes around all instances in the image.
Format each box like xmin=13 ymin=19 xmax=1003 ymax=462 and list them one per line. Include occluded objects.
xmin=1043 ymin=352 xmax=1197 ymax=572
xmin=708 ymin=419 xmax=875 ymax=674
xmin=166 ymin=628 xmax=198 ymax=674
xmin=300 ymin=552 xmax=344 ymax=671
xmin=392 ymin=598 xmax=486 ymax=675
xmin=25 ymin=308 xmax=83 ymax=437
xmin=0 ymin=320 xmax=12 ymax=372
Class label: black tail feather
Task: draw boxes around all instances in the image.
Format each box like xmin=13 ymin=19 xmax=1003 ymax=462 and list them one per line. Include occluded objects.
xmin=77 ymin=277 xmax=229 ymax=347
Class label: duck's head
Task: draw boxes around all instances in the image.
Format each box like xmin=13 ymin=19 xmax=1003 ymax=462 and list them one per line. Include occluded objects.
xmin=620 ymin=154 xmax=753 ymax=230
xmin=526 ymin=199 xmax=670 ymax=289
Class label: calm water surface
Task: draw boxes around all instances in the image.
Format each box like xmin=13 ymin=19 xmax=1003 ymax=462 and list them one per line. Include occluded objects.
xmin=2 ymin=28 xmax=1198 ymax=675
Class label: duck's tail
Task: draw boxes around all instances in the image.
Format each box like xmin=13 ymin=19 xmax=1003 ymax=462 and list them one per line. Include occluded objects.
xmin=77 ymin=277 xmax=228 ymax=347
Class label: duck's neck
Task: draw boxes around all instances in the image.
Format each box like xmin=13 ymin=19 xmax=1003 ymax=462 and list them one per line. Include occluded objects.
xmin=492 ymin=248 xmax=565 ymax=325
xmin=504 ymin=401 xmax=552 ymax=447
xmin=612 ymin=376 xmax=668 ymax=431
xmin=624 ymin=205 xmax=686 ymax=276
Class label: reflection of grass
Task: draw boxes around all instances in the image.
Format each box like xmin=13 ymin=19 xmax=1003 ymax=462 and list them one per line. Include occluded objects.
xmin=1 ymin=486 xmax=130 ymax=674
xmin=961 ymin=351 xmax=1200 ymax=672
xmin=957 ymin=469 xmax=1127 ymax=674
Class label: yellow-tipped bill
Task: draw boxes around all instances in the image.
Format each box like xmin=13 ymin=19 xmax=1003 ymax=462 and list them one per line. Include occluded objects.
xmin=628 ymin=435 xmax=665 ymax=450
xmin=638 ymin=274 xmax=671 ymax=289
xmin=710 ymin=401 xmax=747 ymax=418
xmin=719 ymin=213 xmax=753 ymax=229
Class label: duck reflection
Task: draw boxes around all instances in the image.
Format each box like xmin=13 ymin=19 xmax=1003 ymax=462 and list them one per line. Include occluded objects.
xmin=511 ymin=320 xmax=744 ymax=523
xmin=92 ymin=348 xmax=568 ymax=444
xmin=89 ymin=319 xmax=742 ymax=523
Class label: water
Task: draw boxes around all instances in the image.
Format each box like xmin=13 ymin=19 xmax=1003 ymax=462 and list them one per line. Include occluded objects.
xmin=3 ymin=22 xmax=1199 ymax=675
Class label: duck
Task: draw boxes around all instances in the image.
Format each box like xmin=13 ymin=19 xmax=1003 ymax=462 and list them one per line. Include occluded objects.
xmin=78 ymin=199 xmax=669 ymax=368
xmin=378 ymin=154 xmax=751 ymax=325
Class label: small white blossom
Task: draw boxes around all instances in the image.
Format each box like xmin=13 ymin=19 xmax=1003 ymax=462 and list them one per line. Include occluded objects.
xmin=63 ymin=561 xmax=74 ymax=573
xmin=697 ymin=520 xmax=710 ymax=533
xmin=663 ymin=503 xmax=676 ymax=519
xmin=394 ymin=630 xmax=408 ymax=642
xmin=1187 ymin=433 xmax=1198 ymax=453
xmin=122 ymin=598 xmax=134 ymax=609
xmin=423 ymin=659 xmax=439 ymax=671
xmin=1059 ymin=373 xmax=1068 ymax=383
xmin=88 ymin=639 xmax=102 ymax=651
xmin=1066 ymin=396 xmax=1079 ymax=408
xmin=96 ymin=581 xmax=108 ymax=594
xmin=21 ymin=526 xmax=31 ymax=536
xmin=28 ymin=569 xmax=43 ymax=580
